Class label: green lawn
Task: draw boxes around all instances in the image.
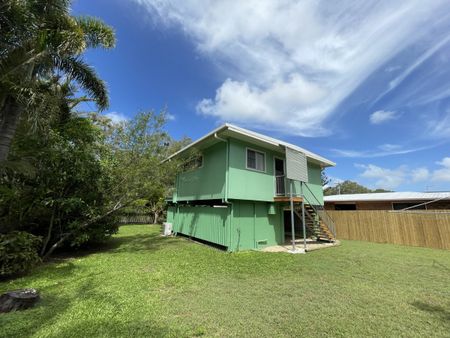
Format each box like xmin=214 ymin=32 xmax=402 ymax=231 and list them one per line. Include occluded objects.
xmin=1 ymin=225 xmax=449 ymax=337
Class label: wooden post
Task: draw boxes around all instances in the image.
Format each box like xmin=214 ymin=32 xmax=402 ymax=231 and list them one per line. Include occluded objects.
xmin=301 ymin=182 xmax=307 ymax=251
xmin=290 ymin=179 xmax=296 ymax=251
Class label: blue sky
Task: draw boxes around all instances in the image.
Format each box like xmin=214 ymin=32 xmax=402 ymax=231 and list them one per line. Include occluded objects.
xmin=72 ymin=0 xmax=450 ymax=192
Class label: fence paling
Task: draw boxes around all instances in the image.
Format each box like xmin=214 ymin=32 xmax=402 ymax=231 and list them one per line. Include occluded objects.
xmin=117 ymin=214 xmax=153 ymax=224
xmin=327 ymin=210 xmax=450 ymax=250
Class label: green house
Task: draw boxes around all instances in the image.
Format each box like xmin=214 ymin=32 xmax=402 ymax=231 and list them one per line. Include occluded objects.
xmin=165 ymin=124 xmax=336 ymax=251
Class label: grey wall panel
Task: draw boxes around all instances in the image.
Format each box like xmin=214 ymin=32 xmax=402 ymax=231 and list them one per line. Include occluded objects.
xmin=286 ymin=147 xmax=308 ymax=182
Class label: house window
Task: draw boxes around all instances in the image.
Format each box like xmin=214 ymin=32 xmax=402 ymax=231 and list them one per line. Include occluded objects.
xmin=334 ymin=204 xmax=356 ymax=210
xmin=246 ymin=149 xmax=265 ymax=172
xmin=183 ymin=155 xmax=203 ymax=171
xmin=392 ymin=202 xmax=426 ymax=210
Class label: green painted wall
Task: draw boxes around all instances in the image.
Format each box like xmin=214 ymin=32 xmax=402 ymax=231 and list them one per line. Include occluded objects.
xmin=175 ymin=142 xmax=226 ymax=201
xmin=167 ymin=206 xmax=175 ymax=223
xmin=169 ymin=201 xmax=283 ymax=251
xmin=227 ymin=139 xmax=325 ymax=205
xmin=288 ymin=162 xmax=324 ymax=205
xmin=168 ymin=136 xmax=327 ymax=251
xmin=229 ymin=200 xmax=283 ymax=251
xmin=172 ymin=205 xmax=230 ymax=247
xmin=228 ymin=139 xmax=281 ymax=202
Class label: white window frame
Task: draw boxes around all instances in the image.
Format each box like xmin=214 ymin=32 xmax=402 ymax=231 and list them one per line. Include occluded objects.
xmin=273 ymin=156 xmax=286 ymax=195
xmin=246 ymin=147 xmax=266 ymax=173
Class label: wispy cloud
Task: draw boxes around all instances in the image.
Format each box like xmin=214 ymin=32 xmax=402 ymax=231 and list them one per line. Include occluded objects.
xmin=133 ymin=0 xmax=448 ymax=136
xmin=427 ymin=111 xmax=450 ymax=138
xmin=332 ymin=143 xmax=433 ymax=158
xmin=375 ymin=33 xmax=450 ymax=103
xmin=384 ymin=65 xmax=402 ymax=73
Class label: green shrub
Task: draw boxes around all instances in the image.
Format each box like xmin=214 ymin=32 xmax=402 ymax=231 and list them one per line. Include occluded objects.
xmin=0 ymin=231 xmax=41 ymax=276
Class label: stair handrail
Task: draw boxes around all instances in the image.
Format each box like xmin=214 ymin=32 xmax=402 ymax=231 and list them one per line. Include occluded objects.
xmin=302 ymin=182 xmax=337 ymax=238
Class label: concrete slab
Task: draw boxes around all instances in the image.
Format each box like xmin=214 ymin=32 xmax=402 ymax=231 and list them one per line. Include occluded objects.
xmin=262 ymin=239 xmax=340 ymax=253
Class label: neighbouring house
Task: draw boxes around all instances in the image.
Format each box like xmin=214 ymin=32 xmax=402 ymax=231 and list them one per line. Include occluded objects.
xmin=165 ymin=123 xmax=336 ymax=252
xmin=324 ymin=192 xmax=450 ymax=211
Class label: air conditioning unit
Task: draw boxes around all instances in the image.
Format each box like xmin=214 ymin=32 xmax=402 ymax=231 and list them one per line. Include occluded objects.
xmin=163 ymin=222 xmax=173 ymax=236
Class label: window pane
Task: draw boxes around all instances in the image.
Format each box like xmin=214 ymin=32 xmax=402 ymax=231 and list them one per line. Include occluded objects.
xmin=247 ymin=150 xmax=256 ymax=169
xmin=196 ymin=156 xmax=203 ymax=168
xmin=247 ymin=149 xmax=265 ymax=171
xmin=256 ymin=152 xmax=265 ymax=171
xmin=183 ymin=155 xmax=203 ymax=171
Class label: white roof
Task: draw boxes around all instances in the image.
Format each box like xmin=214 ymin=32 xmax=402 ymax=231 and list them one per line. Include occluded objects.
xmin=164 ymin=123 xmax=335 ymax=167
xmin=324 ymin=192 xmax=450 ymax=202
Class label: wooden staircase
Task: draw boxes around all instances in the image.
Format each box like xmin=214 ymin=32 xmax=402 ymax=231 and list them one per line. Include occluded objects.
xmin=295 ymin=204 xmax=335 ymax=242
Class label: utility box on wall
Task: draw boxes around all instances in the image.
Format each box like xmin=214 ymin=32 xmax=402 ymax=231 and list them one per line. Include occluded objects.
xmin=268 ymin=203 xmax=276 ymax=215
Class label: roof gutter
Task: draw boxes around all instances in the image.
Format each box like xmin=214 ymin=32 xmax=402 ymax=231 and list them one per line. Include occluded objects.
xmin=161 ymin=124 xmax=228 ymax=163
xmin=162 ymin=123 xmax=335 ymax=167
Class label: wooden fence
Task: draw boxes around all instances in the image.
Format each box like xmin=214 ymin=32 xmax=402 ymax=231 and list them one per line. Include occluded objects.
xmin=327 ymin=210 xmax=450 ymax=250
xmin=117 ymin=214 xmax=153 ymax=225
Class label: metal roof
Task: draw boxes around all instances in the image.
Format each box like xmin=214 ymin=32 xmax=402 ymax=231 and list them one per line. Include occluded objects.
xmin=324 ymin=192 xmax=450 ymax=202
xmin=164 ymin=123 xmax=335 ymax=167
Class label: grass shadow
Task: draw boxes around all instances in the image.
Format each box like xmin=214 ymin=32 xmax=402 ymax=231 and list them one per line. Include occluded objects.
xmin=51 ymin=225 xmax=181 ymax=260
xmin=50 ymin=318 xmax=187 ymax=337
xmin=110 ymin=233 xmax=183 ymax=253
xmin=411 ymin=301 xmax=450 ymax=325
xmin=0 ymin=290 xmax=74 ymax=338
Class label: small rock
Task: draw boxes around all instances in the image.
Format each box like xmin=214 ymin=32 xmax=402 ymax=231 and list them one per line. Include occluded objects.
xmin=0 ymin=289 xmax=40 ymax=313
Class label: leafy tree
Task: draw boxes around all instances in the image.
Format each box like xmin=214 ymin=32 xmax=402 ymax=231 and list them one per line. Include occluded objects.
xmin=321 ymin=169 xmax=330 ymax=187
xmin=324 ymin=180 xmax=391 ymax=196
xmin=1 ymin=105 xmax=184 ymax=263
xmin=0 ymin=0 xmax=115 ymax=162
xmin=372 ymin=188 xmax=391 ymax=193
xmin=100 ymin=110 xmax=186 ymax=219
xmin=2 ymin=108 xmax=118 ymax=259
xmin=0 ymin=231 xmax=41 ymax=276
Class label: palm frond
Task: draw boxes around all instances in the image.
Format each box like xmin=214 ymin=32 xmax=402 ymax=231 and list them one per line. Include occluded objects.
xmin=29 ymin=0 xmax=71 ymax=19
xmin=75 ymin=16 xmax=116 ymax=49
xmin=54 ymin=56 xmax=109 ymax=110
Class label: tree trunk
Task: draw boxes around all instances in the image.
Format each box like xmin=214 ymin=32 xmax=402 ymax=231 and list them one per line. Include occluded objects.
xmin=42 ymin=202 xmax=126 ymax=260
xmin=40 ymin=208 xmax=56 ymax=257
xmin=0 ymin=289 xmax=40 ymax=313
xmin=0 ymin=97 xmax=23 ymax=162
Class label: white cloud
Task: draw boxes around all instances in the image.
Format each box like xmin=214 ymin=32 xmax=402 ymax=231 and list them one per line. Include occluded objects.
xmin=197 ymin=75 xmax=328 ymax=136
xmin=323 ymin=175 xmax=344 ymax=189
xmin=411 ymin=168 xmax=429 ymax=182
xmin=104 ymin=111 xmax=128 ymax=124
xmin=432 ymin=157 xmax=450 ymax=182
xmin=356 ymin=164 xmax=408 ymax=189
xmin=166 ymin=113 xmax=176 ymax=121
xmin=369 ymin=110 xmax=400 ymax=124
xmin=133 ymin=0 xmax=448 ymax=136
xmin=356 ymin=158 xmax=450 ymax=190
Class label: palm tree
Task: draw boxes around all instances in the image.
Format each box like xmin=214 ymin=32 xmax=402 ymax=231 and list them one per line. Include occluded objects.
xmin=0 ymin=0 xmax=115 ymax=161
